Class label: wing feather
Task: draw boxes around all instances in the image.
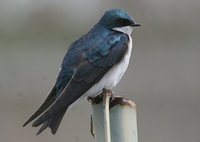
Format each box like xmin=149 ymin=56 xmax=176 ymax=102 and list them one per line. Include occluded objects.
xmin=32 ymin=38 xmax=129 ymax=127
xmin=23 ymin=86 xmax=56 ymax=127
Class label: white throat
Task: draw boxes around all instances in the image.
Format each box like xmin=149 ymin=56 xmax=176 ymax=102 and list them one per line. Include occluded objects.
xmin=113 ymin=26 xmax=133 ymax=36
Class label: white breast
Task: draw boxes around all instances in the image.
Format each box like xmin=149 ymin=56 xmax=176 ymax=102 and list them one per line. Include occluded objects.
xmin=85 ymin=35 xmax=133 ymax=97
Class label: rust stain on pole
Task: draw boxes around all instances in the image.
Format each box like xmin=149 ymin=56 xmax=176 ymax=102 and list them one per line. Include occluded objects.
xmin=88 ymin=93 xmax=136 ymax=108
xmin=110 ymin=97 xmax=136 ymax=108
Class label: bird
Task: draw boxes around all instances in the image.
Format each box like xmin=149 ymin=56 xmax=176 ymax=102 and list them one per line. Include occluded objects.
xmin=23 ymin=9 xmax=140 ymax=135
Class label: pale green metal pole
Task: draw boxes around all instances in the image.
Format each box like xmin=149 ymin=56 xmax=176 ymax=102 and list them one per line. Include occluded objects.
xmin=92 ymin=96 xmax=138 ymax=142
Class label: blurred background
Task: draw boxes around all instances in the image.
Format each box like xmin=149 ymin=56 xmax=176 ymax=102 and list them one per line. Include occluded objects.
xmin=0 ymin=0 xmax=200 ymax=142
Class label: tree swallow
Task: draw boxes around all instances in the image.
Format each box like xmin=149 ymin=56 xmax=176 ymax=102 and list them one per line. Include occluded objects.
xmin=23 ymin=9 xmax=140 ymax=135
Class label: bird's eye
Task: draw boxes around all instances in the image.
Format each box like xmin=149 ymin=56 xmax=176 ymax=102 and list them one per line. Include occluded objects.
xmin=118 ymin=19 xmax=127 ymax=23
xmin=117 ymin=19 xmax=131 ymax=26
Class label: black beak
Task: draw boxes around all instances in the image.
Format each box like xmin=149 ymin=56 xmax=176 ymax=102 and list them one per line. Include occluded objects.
xmin=131 ymin=23 xmax=141 ymax=27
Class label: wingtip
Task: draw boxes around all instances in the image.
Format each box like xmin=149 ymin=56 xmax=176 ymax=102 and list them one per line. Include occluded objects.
xmin=23 ymin=114 xmax=39 ymax=127
xmin=22 ymin=123 xmax=26 ymax=127
xmin=32 ymin=117 xmax=46 ymax=127
xmin=36 ymin=131 xmax=41 ymax=136
xmin=23 ymin=120 xmax=30 ymax=127
xmin=36 ymin=121 xmax=49 ymax=135
xmin=36 ymin=130 xmax=43 ymax=136
xmin=32 ymin=121 xmax=40 ymax=127
xmin=36 ymin=128 xmax=44 ymax=135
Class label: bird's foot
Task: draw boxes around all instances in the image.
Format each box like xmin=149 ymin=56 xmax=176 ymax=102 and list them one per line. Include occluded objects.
xmin=102 ymin=89 xmax=115 ymax=102
xmin=87 ymin=94 xmax=103 ymax=104
xmin=87 ymin=89 xmax=115 ymax=104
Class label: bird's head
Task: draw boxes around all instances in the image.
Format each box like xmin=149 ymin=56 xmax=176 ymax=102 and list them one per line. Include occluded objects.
xmin=99 ymin=9 xmax=140 ymax=35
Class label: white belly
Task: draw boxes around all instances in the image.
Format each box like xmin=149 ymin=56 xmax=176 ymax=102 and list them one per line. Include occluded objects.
xmin=85 ymin=35 xmax=133 ymax=97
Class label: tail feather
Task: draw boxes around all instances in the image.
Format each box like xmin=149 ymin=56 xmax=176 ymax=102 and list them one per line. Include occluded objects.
xmin=23 ymin=86 xmax=56 ymax=127
xmin=50 ymin=108 xmax=67 ymax=134
xmin=36 ymin=121 xmax=49 ymax=135
xmin=35 ymin=107 xmax=68 ymax=135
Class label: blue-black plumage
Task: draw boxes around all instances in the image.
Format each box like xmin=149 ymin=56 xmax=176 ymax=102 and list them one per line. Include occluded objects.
xmin=23 ymin=9 xmax=140 ymax=135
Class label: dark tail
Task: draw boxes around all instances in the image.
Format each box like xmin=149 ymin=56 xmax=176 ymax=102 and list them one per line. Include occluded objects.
xmin=23 ymin=86 xmax=57 ymax=127
xmin=23 ymin=85 xmax=68 ymax=135
xmin=36 ymin=107 xmax=68 ymax=135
